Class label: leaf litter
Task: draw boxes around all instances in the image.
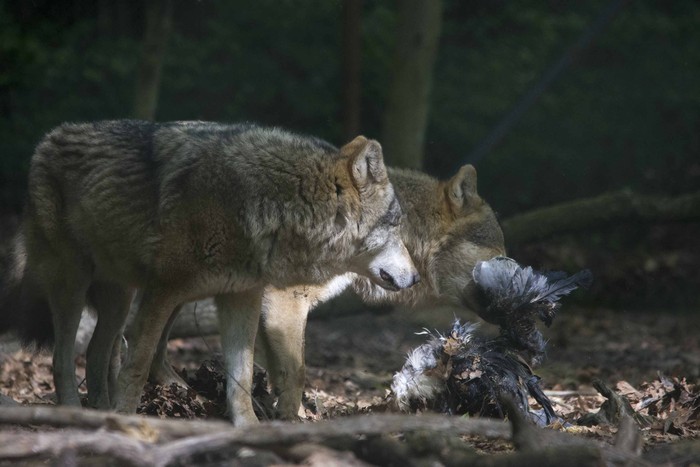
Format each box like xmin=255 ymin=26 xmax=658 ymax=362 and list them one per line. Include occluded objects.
xmin=0 ymin=305 xmax=698 ymax=456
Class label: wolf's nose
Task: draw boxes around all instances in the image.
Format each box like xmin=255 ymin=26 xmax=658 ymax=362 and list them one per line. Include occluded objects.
xmin=411 ymin=272 xmax=421 ymax=287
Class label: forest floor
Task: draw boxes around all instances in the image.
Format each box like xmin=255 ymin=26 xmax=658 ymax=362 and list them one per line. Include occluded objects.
xmin=1 ymin=302 xmax=698 ymax=459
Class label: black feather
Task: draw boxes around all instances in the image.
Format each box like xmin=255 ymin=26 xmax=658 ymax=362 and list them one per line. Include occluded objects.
xmin=471 ymin=256 xmax=592 ymax=364
xmin=536 ymin=269 xmax=593 ymax=303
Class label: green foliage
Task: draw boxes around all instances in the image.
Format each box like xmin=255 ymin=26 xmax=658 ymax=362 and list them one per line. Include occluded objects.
xmin=0 ymin=0 xmax=698 ymax=217
xmin=428 ymin=1 xmax=700 ymax=215
xmin=0 ymin=1 xmax=139 ymax=208
xmin=158 ymin=0 xmax=343 ymax=138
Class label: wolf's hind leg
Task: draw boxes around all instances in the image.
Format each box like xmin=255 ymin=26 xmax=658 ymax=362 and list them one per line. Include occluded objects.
xmin=86 ymin=282 xmax=133 ymax=409
xmin=46 ymin=272 xmax=91 ymax=407
xmin=216 ymin=288 xmax=263 ymax=426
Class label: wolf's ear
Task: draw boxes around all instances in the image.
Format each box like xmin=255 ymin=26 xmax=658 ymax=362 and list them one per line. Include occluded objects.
xmin=341 ymin=136 xmax=388 ymax=187
xmin=447 ymin=164 xmax=478 ymax=210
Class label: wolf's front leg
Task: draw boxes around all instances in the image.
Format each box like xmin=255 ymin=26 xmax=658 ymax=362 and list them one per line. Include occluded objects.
xmin=258 ymin=286 xmax=313 ymax=420
xmin=115 ymin=288 xmax=178 ymax=413
xmin=216 ymin=288 xmax=263 ymax=426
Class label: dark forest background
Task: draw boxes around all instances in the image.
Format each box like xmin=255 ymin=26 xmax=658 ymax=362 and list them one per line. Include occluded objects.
xmin=1 ymin=0 xmax=698 ymax=307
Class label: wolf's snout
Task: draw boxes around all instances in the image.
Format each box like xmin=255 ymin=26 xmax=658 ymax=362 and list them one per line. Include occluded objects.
xmin=398 ymin=268 xmax=420 ymax=289
xmin=362 ymin=235 xmax=419 ymax=291
xmin=379 ymin=267 xmax=420 ymax=291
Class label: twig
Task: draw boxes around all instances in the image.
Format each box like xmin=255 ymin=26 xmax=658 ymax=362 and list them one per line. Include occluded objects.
xmin=543 ymin=389 xmax=600 ymax=397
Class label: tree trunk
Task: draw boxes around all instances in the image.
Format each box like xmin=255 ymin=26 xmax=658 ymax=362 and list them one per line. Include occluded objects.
xmin=133 ymin=0 xmax=173 ymax=121
xmin=381 ymin=0 xmax=443 ymax=169
xmin=341 ymin=0 xmax=363 ymax=142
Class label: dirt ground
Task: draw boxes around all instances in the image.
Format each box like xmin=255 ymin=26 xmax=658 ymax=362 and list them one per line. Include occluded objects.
xmin=1 ymin=301 xmax=698 ymax=452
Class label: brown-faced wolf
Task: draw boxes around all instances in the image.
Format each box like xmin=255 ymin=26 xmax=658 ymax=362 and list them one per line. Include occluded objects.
xmin=0 ymin=120 xmax=418 ymax=425
xmin=150 ymin=164 xmax=505 ymax=420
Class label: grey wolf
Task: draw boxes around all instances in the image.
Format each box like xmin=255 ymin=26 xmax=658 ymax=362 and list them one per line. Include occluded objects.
xmin=0 ymin=120 xmax=418 ymax=425
xmin=150 ymin=164 xmax=506 ymax=419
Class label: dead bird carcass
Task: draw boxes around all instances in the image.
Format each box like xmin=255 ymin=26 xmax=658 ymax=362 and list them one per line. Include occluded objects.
xmin=391 ymin=256 xmax=592 ymax=425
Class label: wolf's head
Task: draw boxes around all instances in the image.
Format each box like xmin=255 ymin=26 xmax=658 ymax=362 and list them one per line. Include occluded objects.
xmin=431 ymin=165 xmax=506 ymax=310
xmin=335 ymin=136 xmax=419 ymax=291
xmin=350 ymin=165 xmax=505 ymax=310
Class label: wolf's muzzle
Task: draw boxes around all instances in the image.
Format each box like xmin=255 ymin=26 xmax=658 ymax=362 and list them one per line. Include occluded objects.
xmin=380 ymin=268 xmax=420 ymax=290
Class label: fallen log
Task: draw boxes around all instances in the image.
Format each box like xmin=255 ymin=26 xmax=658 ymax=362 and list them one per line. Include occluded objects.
xmin=0 ymin=430 xmax=152 ymax=467
xmin=0 ymin=429 xmax=603 ymax=467
xmin=166 ymin=299 xmax=219 ymax=339
xmin=502 ymin=189 xmax=700 ymax=246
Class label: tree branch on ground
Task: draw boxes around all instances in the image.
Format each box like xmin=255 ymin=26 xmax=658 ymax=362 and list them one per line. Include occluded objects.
xmin=0 ymin=405 xmax=662 ymax=466
xmin=0 ymin=406 xmax=510 ymax=444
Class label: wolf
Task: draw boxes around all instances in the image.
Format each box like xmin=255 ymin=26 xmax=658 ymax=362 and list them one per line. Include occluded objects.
xmin=148 ymin=164 xmax=506 ymax=420
xmin=0 ymin=120 xmax=418 ymax=425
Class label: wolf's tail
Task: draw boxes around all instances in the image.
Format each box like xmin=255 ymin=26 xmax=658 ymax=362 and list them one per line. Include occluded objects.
xmin=0 ymin=228 xmax=54 ymax=347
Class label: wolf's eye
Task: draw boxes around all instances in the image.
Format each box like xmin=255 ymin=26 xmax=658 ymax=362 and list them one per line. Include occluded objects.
xmin=335 ymin=183 xmax=343 ymax=197
xmin=386 ymin=197 xmax=402 ymax=226
xmin=388 ymin=213 xmax=401 ymax=227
